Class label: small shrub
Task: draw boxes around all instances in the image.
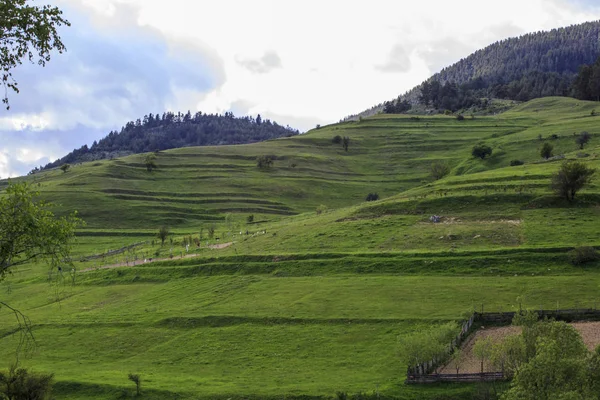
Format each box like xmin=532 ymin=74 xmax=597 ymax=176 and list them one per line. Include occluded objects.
xmin=316 ymin=204 xmax=328 ymax=215
xmin=550 ymin=134 xmax=559 ymax=140
xmin=0 ymin=366 xmax=54 ymax=400
xmin=342 ymin=136 xmax=350 ymax=152
xmin=336 ymin=392 xmax=348 ymax=400
xmin=472 ymin=143 xmax=492 ymax=159
xmin=430 ymin=161 xmax=451 ymax=180
xmin=569 ymin=246 xmax=599 ymax=265
xmin=128 ymin=373 xmax=141 ymax=396
xmin=592 ymin=109 xmax=596 ymax=116
xmin=332 ymin=135 xmax=342 ymax=144
xmin=510 ymin=160 xmax=525 ymax=166
xmin=144 ymin=153 xmax=157 ymax=171
xmin=365 ymin=193 xmax=379 ymax=201
xmin=158 ymin=226 xmax=170 ymax=246
xmin=444 ymin=110 xmax=452 ymax=115
xmin=456 ymin=114 xmax=465 ymax=121
xmin=540 ymin=142 xmax=554 ymax=160
xmin=60 ymin=163 xmax=71 ymax=173
xmin=576 ymin=131 xmax=591 ymax=149
xmin=256 ymin=155 xmax=274 ymax=169
xmin=315 ymin=124 xmax=321 ymax=129
xmin=246 ymin=214 xmax=254 ymax=224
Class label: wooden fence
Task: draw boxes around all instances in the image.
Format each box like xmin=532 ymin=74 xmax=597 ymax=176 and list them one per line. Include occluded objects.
xmin=476 ymin=308 xmax=600 ymax=324
xmin=406 ymin=314 xmax=475 ymax=377
xmin=79 ymin=241 xmax=147 ymax=261
xmin=406 ymin=372 xmax=505 ymax=384
xmin=405 ymin=308 xmax=600 ymax=384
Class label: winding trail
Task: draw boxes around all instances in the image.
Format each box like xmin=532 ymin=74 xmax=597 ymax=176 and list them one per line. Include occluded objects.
xmin=81 ymin=242 xmax=233 ymax=272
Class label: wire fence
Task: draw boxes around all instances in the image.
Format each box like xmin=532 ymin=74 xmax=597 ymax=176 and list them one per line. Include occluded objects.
xmin=406 ymin=308 xmax=600 ymax=384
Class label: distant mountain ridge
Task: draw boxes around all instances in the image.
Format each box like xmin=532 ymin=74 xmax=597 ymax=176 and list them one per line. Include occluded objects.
xmin=344 ymin=20 xmax=600 ymax=120
xmin=40 ymin=111 xmax=299 ymax=171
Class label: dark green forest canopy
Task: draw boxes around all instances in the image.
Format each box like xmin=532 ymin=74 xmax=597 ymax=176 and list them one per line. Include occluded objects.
xmin=39 ymin=111 xmax=299 ymax=171
xmin=349 ymin=20 xmax=600 ymax=118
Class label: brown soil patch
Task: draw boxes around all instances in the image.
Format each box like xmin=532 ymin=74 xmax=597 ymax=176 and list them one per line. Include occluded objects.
xmin=571 ymin=321 xmax=600 ymax=351
xmin=420 ymin=218 xmax=522 ymax=226
xmin=439 ymin=326 xmax=521 ymax=374
xmin=439 ymin=321 xmax=600 ymax=374
xmin=81 ymin=242 xmax=233 ymax=272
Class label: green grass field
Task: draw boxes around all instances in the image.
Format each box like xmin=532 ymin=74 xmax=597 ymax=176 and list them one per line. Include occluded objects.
xmin=1 ymin=97 xmax=600 ymax=399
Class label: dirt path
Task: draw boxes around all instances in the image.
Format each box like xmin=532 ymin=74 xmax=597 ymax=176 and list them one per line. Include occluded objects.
xmin=440 ymin=321 xmax=600 ymax=374
xmin=81 ymin=242 xmax=233 ymax=272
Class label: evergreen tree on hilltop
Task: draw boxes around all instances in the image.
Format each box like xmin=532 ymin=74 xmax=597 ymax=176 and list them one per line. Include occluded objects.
xmin=42 ymin=112 xmax=299 ymax=170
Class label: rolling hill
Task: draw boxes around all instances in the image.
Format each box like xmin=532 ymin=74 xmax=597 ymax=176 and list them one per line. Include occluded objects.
xmin=39 ymin=111 xmax=300 ymax=171
xmin=1 ymin=97 xmax=600 ymax=399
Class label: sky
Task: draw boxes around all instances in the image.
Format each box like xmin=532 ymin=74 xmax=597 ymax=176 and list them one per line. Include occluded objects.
xmin=1 ymin=0 xmax=600 ymax=178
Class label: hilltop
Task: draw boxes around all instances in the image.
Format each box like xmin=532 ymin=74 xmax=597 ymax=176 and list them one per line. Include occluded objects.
xmin=346 ymin=20 xmax=600 ymax=119
xmin=38 ymin=111 xmax=299 ymax=172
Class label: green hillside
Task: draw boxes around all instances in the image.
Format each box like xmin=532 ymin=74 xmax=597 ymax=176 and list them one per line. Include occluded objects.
xmin=1 ymin=97 xmax=600 ymax=399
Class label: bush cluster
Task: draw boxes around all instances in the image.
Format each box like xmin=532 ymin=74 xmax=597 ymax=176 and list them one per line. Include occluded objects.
xmin=365 ymin=193 xmax=379 ymax=202
xmin=569 ymin=246 xmax=599 ymax=265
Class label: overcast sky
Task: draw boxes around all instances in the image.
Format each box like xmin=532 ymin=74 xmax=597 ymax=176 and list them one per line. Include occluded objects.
xmin=1 ymin=0 xmax=600 ymax=178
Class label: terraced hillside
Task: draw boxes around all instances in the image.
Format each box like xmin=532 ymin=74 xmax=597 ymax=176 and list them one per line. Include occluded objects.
xmin=4 ymin=108 xmax=535 ymax=229
xmin=1 ymin=97 xmax=600 ymax=399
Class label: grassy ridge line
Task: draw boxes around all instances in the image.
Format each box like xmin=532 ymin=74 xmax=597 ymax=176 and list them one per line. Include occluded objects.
xmin=53 ymin=379 xmax=475 ymax=400
xmin=20 ymin=316 xmax=449 ymax=329
xmin=73 ymin=254 xmax=577 ymax=285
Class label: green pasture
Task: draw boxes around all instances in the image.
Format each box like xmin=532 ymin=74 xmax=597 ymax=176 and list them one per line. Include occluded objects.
xmin=2 ymin=274 xmax=600 ymax=398
xmin=2 ymin=97 xmax=600 ymax=398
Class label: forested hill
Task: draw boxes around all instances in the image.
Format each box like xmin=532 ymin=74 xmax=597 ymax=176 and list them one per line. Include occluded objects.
xmin=40 ymin=111 xmax=300 ymax=171
xmin=345 ymin=20 xmax=600 ymax=119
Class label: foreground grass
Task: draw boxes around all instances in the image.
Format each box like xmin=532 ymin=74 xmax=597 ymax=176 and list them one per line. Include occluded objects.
xmin=2 ymin=273 xmax=600 ymax=398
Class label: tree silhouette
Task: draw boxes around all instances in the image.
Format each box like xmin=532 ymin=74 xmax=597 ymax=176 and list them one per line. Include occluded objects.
xmin=576 ymin=131 xmax=591 ymax=150
xmin=551 ymin=161 xmax=595 ymax=201
xmin=158 ymin=226 xmax=169 ymax=246
xmin=144 ymin=154 xmax=157 ymax=172
xmin=540 ymin=142 xmax=554 ymax=159
xmin=342 ymin=136 xmax=350 ymax=152
xmin=1 ymin=0 xmax=70 ymax=108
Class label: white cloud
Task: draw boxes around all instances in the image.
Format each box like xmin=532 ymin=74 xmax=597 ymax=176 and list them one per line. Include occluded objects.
xmin=236 ymin=51 xmax=283 ymax=74
xmin=113 ymin=0 xmax=600 ymax=125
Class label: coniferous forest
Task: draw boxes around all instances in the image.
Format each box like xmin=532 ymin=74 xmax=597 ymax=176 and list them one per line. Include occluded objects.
xmin=350 ymin=20 xmax=600 ymax=118
xmin=40 ymin=111 xmax=299 ymax=170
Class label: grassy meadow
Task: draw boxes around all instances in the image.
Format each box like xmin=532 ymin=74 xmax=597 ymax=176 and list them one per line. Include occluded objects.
xmin=1 ymin=97 xmax=600 ymax=399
